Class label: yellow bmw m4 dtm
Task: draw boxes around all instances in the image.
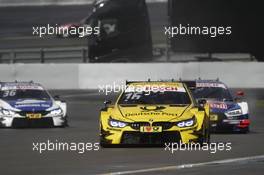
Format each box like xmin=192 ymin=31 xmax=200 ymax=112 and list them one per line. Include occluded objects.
xmin=99 ymin=81 xmax=210 ymax=146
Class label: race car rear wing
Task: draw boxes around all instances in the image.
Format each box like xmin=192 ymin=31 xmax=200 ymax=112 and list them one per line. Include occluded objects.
xmin=180 ymin=78 xmax=220 ymax=88
xmin=125 ymin=79 xmax=220 ymax=89
xmin=126 ymin=79 xmax=178 ymax=85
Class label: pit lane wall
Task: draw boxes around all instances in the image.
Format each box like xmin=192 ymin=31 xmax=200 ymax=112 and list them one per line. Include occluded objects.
xmin=0 ymin=0 xmax=165 ymax=7
xmin=0 ymin=63 xmax=263 ymax=89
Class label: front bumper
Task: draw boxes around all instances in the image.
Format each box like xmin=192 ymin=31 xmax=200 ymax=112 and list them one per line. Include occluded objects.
xmin=0 ymin=116 xmax=66 ymax=128
xmin=121 ymin=131 xmax=181 ymax=144
xmin=210 ymin=113 xmax=250 ymax=132
xmin=101 ymin=125 xmax=201 ymax=145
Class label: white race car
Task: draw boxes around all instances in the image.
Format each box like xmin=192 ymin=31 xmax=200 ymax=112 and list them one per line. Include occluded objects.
xmin=0 ymin=81 xmax=67 ymax=128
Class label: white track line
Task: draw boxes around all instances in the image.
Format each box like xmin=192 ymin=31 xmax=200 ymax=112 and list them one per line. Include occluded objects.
xmin=98 ymin=155 xmax=264 ymax=175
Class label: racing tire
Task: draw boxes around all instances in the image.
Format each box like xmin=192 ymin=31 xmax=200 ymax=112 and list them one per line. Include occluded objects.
xmin=240 ymin=127 xmax=250 ymax=134
xmin=198 ymin=123 xmax=211 ymax=144
xmin=64 ymin=116 xmax=69 ymax=127
xmin=99 ymin=137 xmax=113 ymax=148
xmin=58 ymin=116 xmax=69 ymax=128
xmin=99 ymin=126 xmax=113 ymax=148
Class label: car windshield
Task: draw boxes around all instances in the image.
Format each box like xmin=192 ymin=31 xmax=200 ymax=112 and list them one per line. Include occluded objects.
xmin=0 ymin=89 xmax=50 ymax=101
xmin=192 ymin=87 xmax=233 ymax=101
xmin=118 ymin=91 xmax=191 ymax=105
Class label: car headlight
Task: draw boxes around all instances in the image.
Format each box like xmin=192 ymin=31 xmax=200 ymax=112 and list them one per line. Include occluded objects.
xmin=225 ymin=109 xmax=242 ymax=117
xmin=176 ymin=117 xmax=196 ymax=128
xmin=49 ymin=108 xmax=63 ymax=116
xmin=0 ymin=108 xmax=16 ymax=117
xmin=109 ymin=118 xmax=128 ymax=128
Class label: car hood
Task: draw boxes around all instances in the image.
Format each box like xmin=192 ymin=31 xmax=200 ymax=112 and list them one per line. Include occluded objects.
xmin=2 ymin=99 xmax=53 ymax=112
xmin=207 ymin=100 xmax=239 ymax=113
xmin=115 ymin=104 xmax=192 ymax=122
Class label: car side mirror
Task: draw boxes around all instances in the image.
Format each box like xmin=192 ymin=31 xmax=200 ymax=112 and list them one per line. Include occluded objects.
xmin=235 ymin=90 xmax=245 ymax=102
xmin=53 ymin=95 xmax=60 ymax=100
xmin=198 ymin=99 xmax=207 ymax=107
xmin=104 ymin=100 xmax=112 ymax=108
xmin=101 ymin=100 xmax=112 ymax=111
xmin=53 ymin=95 xmax=66 ymax=102
xmin=236 ymin=90 xmax=245 ymax=97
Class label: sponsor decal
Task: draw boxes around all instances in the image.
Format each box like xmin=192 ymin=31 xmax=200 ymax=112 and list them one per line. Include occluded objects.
xmin=14 ymin=104 xmax=50 ymax=108
xmin=140 ymin=126 xmax=162 ymax=133
xmin=210 ymin=103 xmax=228 ymax=109
xmin=125 ymin=85 xmax=186 ymax=93
xmin=210 ymin=114 xmax=218 ymax=121
xmin=26 ymin=113 xmax=42 ymax=119
xmin=196 ymin=83 xmax=227 ymax=89
xmin=1 ymin=85 xmax=43 ymax=91
xmin=223 ymin=119 xmax=240 ymax=124
xmin=124 ymin=111 xmax=177 ymax=117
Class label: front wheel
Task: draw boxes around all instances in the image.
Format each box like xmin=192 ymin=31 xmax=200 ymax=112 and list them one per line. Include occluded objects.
xmin=58 ymin=116 xmax=69 ymax=128
xmin=198 ymin=124 xmax=210 ymax=144
xmin=99 ymin=126 xmax=113 ymax=148
xmin=99 ymin=136 xmax=113 ymax=148
xmin=239 ymin=126 xmax=250 ymax=134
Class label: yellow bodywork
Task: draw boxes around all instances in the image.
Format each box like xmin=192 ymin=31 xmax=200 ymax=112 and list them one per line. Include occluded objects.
xmin=100 ymin=82 xmax=210 ymax=145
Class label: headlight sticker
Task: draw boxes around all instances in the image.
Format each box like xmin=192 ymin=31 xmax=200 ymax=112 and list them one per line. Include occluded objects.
xmin=109 ymin=119 xmax=128 ymax=128
xmin=176 ymin=117 xmax=196 ymax=128
xmin=225 ymin=109 xmax=242 ymax=117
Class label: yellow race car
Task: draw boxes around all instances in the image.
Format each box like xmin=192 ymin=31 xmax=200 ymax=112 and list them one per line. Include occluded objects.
xmin=99 ymin=81 xmax=210 ymax=146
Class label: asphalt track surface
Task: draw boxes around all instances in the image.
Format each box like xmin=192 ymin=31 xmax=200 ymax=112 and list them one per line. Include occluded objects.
xmin=0 ymin=3 xmax=167 ymax=49
xmin=0 ymin=89 xmax=264 ymax=175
